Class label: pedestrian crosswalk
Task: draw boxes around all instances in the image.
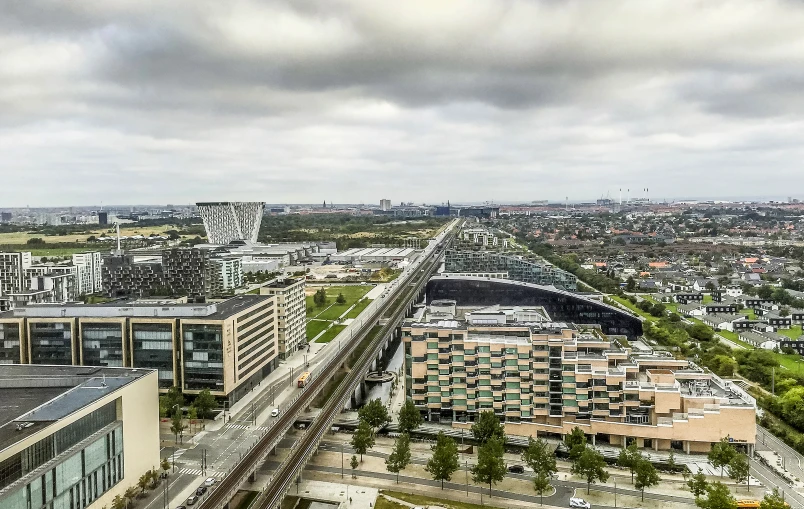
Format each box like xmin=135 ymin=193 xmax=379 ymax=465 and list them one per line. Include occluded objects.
xmin=225 ymin=423 xmax=270 ymax=432
xmin=179 ymin=468 xmax=223 ymax=477
xmin=169 ymin=449 xmax=187 ymax=460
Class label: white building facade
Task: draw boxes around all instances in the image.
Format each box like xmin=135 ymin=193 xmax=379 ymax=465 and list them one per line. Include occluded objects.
xmin=72 ymin=252 xmax=103 ymax=295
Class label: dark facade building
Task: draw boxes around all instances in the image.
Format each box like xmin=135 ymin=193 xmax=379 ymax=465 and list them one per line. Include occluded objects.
xmin=675 ymin=293 xmax=703 ymax=304
xmin=705 ymin=304 xmax=738 ymax=314
xmin=0 ymin=212 xmax=11 ymax=223
xmin=102 ymin=254 xmax=164 ymax=298
xmin=445 ymin=250 xmax=577 ymax=290
xmin=162 ymin=248 xmax=210 ymax=297
xmin=426 ymin=276 xmax=643 ymax=338
xmin=98 ymin=211 xmax=108 ymax=225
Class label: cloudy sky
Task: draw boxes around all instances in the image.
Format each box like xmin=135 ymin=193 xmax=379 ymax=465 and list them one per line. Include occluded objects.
xmin=3 ymin=0 xmax=804 ymax=207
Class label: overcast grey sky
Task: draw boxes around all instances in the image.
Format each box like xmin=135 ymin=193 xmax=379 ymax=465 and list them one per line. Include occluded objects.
xmin=2 ymin=0 xmax=804 ymax=207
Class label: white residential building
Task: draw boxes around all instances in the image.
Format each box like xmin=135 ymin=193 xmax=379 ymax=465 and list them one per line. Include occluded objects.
xmin=209 ymin=257 xmax=243 ymax=294
xmin=73 ymin=251 xmax=104 ymax=295
xmin=0 ymin=252 xmax=32 ymax=297
xmin=261 ymin=278 xmax=306 ymax=359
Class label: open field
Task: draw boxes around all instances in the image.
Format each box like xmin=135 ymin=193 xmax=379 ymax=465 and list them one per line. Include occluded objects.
xmin=305 ymin=320 xmax=330 ymax=341
xmin=0 ymin=224 xmax=191 ymax=245
xmin=315 ymin=324 xmax=346 ymax=343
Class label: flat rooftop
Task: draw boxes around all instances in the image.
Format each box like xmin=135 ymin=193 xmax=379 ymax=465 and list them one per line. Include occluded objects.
xmin=1 ymin=294 xmax=271 ymax=320
xmin=0 ymin=365 xmax=152 ymax=452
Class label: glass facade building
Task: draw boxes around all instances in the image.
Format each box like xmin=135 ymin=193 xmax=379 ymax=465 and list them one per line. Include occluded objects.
xmin=29 ymin=322 xmax=73 ymax=365
xmin=445 ymin=250 xmax=578 ymax=291
xmin=81 ymin=323 xmax=124 ymax=368
xmin=0 ymin=322 xmax=22 ymax=364
xmin=132 ymin=323 xmax=174 ymax=389
xmin=182 ymin=324 xmax=224 ymax=391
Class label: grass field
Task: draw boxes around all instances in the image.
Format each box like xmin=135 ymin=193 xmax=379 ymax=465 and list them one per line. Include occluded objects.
xmin=777 ymin=325 xmax=803 ymax=340
xmin=315 ymin=324 xmax=347 ymax=343
xmin=0 ymin=224 xmax=190 ymax=245
xmin=305 ymin=320 xmax=331 ymax=341
xmin=345 ymin=298 xmax=372 ymax=319
xmin=306 ymin=285 xmax=372 ymax=319
xmin=374 ymin=497 xmax=407 ymax=509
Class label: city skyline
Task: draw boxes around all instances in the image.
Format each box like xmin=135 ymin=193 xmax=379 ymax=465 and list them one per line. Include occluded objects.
xmin=3 ymin=0 xmax=804 ymax=206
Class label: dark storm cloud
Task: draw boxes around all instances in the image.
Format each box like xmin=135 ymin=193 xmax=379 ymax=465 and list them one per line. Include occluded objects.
xmin=2 ymin=0 xmax=804 ymax=206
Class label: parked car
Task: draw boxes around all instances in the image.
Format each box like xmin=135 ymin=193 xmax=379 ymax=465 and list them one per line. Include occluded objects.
xmin=196 ymin=486 xmax=206 ymax=496
xmin=507 ymin=465 xmax=524 ymax=474
xmin=203 ymin=477 xmax=216 ymax=487
xmin=270 ymin=408 xmax=280 ymax=417
xmin=186 ymin=496 xmax=198 ymax=506
xmin=569 ymin=498 xmax=591 ymax=509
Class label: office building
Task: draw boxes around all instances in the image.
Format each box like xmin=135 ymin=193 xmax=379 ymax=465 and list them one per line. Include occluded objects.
xmin=0 ymin=365 xmax=159 ymax=509
xmin=98 ymin=211 xmax=108 ymax=225
xmin=72 ymin=252 xmax=103 ymax=296
xmin=0 ymin=253 xmax=33 ymax=298
xmin=403 ymin=303 xmax=756 ymax=453
xmin=196 ymin=202 xmax=265 ymax=245
xmin=0 ymin=295 xmax=278 ymax=403
xmin=0 ymin=212 xmax=11 ymax=223
xmin=380 ymin=199 xmax=391 ymax=212
xmin=260 ymin=278 xmax=306 ymax=359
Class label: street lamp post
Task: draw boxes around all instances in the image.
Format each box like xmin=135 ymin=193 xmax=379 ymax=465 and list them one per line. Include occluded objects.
xmin=341 ymin=443 xmax=344 ymax=478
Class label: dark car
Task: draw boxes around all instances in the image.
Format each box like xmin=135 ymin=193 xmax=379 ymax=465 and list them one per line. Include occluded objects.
xmin=508 ymin=465 xmax=525 ymax=474
xmin=196 ymin=486 xmax=207 ymax=496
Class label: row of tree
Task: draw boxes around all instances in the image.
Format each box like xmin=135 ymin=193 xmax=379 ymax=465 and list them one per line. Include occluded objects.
xmin=109 ymin=461 xmax=171 ymax=509
xmin=159 ymin=387 xmax=217 ymax=444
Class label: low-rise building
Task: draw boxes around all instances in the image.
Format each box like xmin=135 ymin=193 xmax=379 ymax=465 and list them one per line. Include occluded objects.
xmin=0 ymin=365 xmax=159 ymax=509
xmin=403 ymin=303 xmax=756 ymax=453
xmin=0 ymin=295 xmax=279 ymax=404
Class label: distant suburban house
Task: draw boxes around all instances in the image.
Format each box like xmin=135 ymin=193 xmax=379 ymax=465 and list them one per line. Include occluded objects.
xmin=693 ymin=279 xmax=719 ymax=292
xmin=701 ymin=313 xmax=745 ymax=332
xmin=675 ymin=293 xmax=704 ymax=304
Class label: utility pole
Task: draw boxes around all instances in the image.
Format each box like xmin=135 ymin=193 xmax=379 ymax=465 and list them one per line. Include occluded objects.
xmin=341 ymin=443 xmax=344 ymax=478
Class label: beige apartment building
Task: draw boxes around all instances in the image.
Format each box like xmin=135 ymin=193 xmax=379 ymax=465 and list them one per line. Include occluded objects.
xmin=0 ymin=295 xmax=279 ymax=404
xmin=260 ymin=278 xmax=306 ymax=359
xmin=0 ymin=365 xmax=159 ymax=509
xmin=403 ymin=302 xmax=756 ymax=453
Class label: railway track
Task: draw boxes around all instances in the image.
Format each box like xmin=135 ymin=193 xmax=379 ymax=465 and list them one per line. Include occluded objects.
xmin=199 ymin=234 xmax=450 ymax=509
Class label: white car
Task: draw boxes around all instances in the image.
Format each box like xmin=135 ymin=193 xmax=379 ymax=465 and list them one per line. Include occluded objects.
xmin=203 ymin=478 xmax=216 ymax=487
xmin=270 ymin=408 xmax=280 ymax=417
xmin=569 ymin=498 xmax=591 ymax=509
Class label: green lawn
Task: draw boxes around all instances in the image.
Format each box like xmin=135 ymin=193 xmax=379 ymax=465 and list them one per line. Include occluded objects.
xmin=345 ymin=298 xmax=372 ymax=319
xmin=740 ymin=308 xmax=757 ymax=320
xmin=306 ymin=320 xmax=331 ymax=341
xmin=610 ymin=296 xmax=654 ymax=321
xmin=315 ymin=324 xmax=346 ymax=343
xmin=31 ymin=248 xmax=92 ymax=257
xmin=777 ymin=325 xmax=803 ymax=340
xmin=703 ymin=294 xmax=713 ymax=304
xmin=307 ymin=285 xmax=372 ymax=318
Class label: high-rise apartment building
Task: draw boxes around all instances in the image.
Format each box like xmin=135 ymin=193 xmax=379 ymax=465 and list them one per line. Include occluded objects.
xmin=0 ymin=252 xmax=32 ymax=297
xmin=380 ymin=199 xmax=392 ymax=211
xmin=208 ymin=257 xmax=243 ymax=295
xmin=0 ymin=365 xmax=159 ymax=509
xmin=196 ymin=202 xmax=265 ymax=245
xmin=260 ymin=278 xmax=306 ymax=359
xmin=403 ymin=303 xmax=756 ymax=454
xmin=161 ymin=247 xmax=210 ymax=297
xmin=73 ymin=252 xmax=103 ymax=295
xmin=0 ymin=295 xmax=279 ymax=404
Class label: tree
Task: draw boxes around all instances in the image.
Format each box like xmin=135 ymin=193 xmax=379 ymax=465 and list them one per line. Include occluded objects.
xmin=111 ymin=495 xmax=125 ymax=509
xmin=336 ymin=292 xmax=346 ymax=304
xmin=522 ymin=437 xmax=557 ymax=479
xmin=695 ymin=481 xmax=737 ymax=509
xmin=689 ymin=323 xmax=715 ymax=342
xmin=385 ymin=433 xmax=411 ymax=483
xmin=708 ymin=438 xmax=737 ymax=478
xmin=472 ymin=436 xmax=507 ymax=496
xmin=425 ymin=432 xmax=459 ymax=489
xmin=170 ymin=407 xmax=186 ymax=445
xmin=358 ymin=398 xmax=390 ymax=434
xmin=350 ymin=455 xmax=359 ymax=478
xmin=571 ymin=447 xmax=609 ymax=494
xmin=533 ymin=470 xmax=551 ymax=506
xmin=161 ymin=458 xmax=170 ymax=476
xmin=564 ymin=426 xmax=587 ymax=461
xmin=634 ymin=459 xmax=661 ymax=501
xmin=727 ymin=453 xmax=750 ymax=491
xmin=626 ymin=276 xmax=636 ymax=292
xmin=137 ymin=473 xmax=149 ymax=494
xmin=757 ymin=285 xmax=774 ymax=300
xmin=193 ymin=389 xmax=216 ymax=419
xmin=313 ymin=288 xmax=328 ymax=307
xmin=667 ymin=450 xmax=678 ymax=472
xmin=165 ymin=385 xmax=184 ymax=410
xmin=688 ymin=470 xmax=709 ymax=497
xmin=123 ymin=487 xmax=137 ymax=506
xmin=187 ymin=406 xmax=198 ymax=433
xmin=350 ymin=420 xmax=374 ymax=462
xmin=759 ymin=489 xmax=789 ymax=509
xmin=471 ymin=410 xmax=505 ymax=445
xmin=398 ymin=399 xmax=423 ymax=434
xmin=617 ymin=442 xmax=642 ymax=483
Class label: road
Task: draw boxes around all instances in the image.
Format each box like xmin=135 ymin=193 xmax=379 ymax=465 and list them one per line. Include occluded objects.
xmin=190 ymin=220 xmax=457 ymax=509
